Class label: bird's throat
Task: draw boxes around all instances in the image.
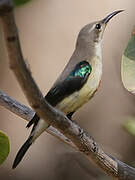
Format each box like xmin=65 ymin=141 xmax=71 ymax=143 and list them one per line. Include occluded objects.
xmin=94 ymin=42 xmax=102 ymax=60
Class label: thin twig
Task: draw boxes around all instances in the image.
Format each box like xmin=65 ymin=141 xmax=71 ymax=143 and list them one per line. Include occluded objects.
xmin=0 ymin=0 xmax=135 ymax=179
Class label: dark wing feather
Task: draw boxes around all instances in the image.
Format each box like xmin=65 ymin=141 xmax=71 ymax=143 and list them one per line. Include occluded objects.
xmin=26 ymin=72 xmax=90 ymax=128
xmin=45 ymin=73 xmax=90 ymax=106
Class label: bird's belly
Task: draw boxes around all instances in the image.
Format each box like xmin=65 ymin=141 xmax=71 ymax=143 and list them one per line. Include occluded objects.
xmin=56 ymin=87 xmax=93 ymax=114
xmin=56 ymin=58 xmax=102 ymax=114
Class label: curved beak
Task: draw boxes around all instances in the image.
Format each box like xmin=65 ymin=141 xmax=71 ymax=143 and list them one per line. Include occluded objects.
xmin=102 ymin=10 xmax=124 ymax=24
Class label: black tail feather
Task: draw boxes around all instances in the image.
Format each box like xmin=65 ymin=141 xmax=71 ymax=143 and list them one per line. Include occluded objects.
xmin=26 ymin=118 xmax=35 ymax=128
xmin=12 ymin=136 xmax=32 ymax=169
xmin=26 ymin=114 xmax=40 ymax=128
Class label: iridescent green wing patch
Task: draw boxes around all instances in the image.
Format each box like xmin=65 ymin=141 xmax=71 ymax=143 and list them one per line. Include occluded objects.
xmin=121 ymin=31 xmax=135 ymax=94
xmin=75 ymin=64 xmax=91 ymax=77
xmin=68 ymin=61 xmax=92 ymax=79
xmin=46 ymin=61 xmax=91 ymax=106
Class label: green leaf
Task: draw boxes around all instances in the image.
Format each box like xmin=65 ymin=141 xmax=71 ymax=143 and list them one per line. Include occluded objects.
xmin=123 ymin=117 xmax=135 ymax=136
xmin=13 ymin=0 xmax=32 ymax=6
xmin=121 ymin=32 xmax=135 ymax=94
xmin=0 ymin=131 xmax=10 ymax=165
xmin=124 ymin=35 xmax=135 ymax=60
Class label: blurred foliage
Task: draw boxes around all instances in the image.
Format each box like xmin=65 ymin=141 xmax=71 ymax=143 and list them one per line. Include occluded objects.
xmin=123 ymin=117 xmax=135 ymax=136
xmin=0 ymin=131 xmax=10 ymax=165
xmin=121 ymin=31 xmax=135 ymax=94
xmin=122 ymin=31 xmax=135 ymax=136
xmin=13 ymin=0 xmax=32 ymax=6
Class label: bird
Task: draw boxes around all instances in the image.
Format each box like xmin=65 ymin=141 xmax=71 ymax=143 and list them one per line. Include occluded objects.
xmin=12 ymin=10 xmax=123 ymax=169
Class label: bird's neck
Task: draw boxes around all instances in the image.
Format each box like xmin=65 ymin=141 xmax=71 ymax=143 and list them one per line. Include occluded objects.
xmin=94 ymin=42 xmax=102 ymax=58
xmin=75 ymin=42 xmax=102 ymax=62
xmin=76 ymin=43 xmax=102 ymax=64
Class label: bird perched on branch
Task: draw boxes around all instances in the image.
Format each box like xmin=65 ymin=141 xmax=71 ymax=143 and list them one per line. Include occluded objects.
xmin=13 ymin=10 xmax=123 ymax=168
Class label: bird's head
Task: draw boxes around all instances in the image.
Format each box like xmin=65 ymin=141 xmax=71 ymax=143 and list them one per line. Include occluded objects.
xmin=76 ymin=10 xmax=124 ymax=48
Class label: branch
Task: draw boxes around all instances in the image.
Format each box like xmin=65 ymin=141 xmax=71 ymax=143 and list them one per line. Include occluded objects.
xmin=0 ymin=90 xmax=75 ymax=148
xmin=0 ymin=0 xmax=135 ymax=179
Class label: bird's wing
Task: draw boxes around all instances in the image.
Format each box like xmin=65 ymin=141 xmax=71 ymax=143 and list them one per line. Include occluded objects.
xmin=45 ymin=60 xmax=92 ymax=106
xmin=26 ymin=73 xmax=89 ymax=129
xmin=26 ymin=73 xmax=89 ymax=128
xmin=45 ymin=73 xmax=90 ymax=106
xmin=26 ymin=60 xmax=91 ymax=128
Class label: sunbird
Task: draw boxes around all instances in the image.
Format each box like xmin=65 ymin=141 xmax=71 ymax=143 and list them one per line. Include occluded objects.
xmin=13 ymin=10 xmax=123 ymax=168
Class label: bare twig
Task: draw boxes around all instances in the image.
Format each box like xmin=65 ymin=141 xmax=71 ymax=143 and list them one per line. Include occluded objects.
xmin=0 ymin=0 xmax=135 ymax=179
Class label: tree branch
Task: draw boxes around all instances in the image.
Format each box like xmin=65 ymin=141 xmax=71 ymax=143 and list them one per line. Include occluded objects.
xmin=0 ymin=0 xmax=135 ymax=179
xmin=0 ymin=90 xmax=75 ymax=148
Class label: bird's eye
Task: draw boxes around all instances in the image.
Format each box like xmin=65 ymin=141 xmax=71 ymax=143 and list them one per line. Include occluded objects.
xmin=95 ymin=23 xmax=101 ymax=29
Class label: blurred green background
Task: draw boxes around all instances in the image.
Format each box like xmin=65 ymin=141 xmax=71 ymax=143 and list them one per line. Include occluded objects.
xmin=0 ymin=0 xmax=135 ymax=179
xmin=13 ymin=0 xmax=32 ymax=6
